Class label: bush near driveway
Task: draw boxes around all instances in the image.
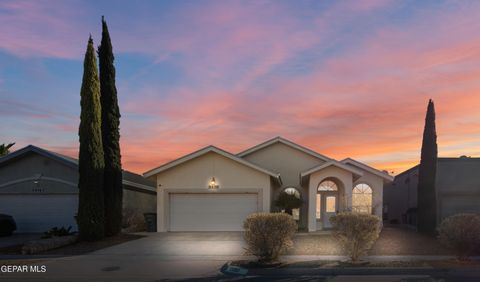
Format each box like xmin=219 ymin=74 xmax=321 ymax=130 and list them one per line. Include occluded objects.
xmin=437 ymin=213 xmax=480 ymax=261
xmin=330 ymin=212 xmax=381 ymax=261
xmin=243 ymin=212 xmax=297 ymax=263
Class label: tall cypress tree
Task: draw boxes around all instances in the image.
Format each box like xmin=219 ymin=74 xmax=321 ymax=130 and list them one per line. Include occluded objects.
xmin=78 ymin=36 xmax=105 ymax=241
xmin=98 ymin=16 xmax=123 ymax=236
xmin=417 ymin=99 xmax=438 ymax=235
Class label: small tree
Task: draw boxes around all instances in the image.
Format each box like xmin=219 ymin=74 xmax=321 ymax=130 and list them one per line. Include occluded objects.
xmin=0 ymin=143 xmax=15 ymax=156
xmin=438 ymin=213 xmax=480 ymax=261
xmin=330 ymin=212 xmax=381 ymax=262
xmin=274 ymin=191 xmax=302 ymax=216
xmin=243 ymin=213 xmax=297 ymax=263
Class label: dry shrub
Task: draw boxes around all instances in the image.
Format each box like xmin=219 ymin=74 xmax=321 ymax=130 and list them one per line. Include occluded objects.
xmin=438 ymin=213 xmax=480 ymax=260
xmin=243 ymin=212 xmax=297 ymax=263
xmin=121 ymin=208 xmax=147 ymax=233
xmin=330 ymin=212 xmax=381 ymax=261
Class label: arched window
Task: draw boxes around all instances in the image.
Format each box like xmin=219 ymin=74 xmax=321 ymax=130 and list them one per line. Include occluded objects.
xmin=318 ymin=180 xmax=338 ymax=191
xmin=352 ymin=183 xmax=373 ymax=213
xmin=283 ymin=187 xmax=300 ymax=220
xmin=284 ymin=187 xmax=300 ymax=199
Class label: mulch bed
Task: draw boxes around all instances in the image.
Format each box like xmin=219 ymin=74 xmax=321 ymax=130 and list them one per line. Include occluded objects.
xmin=0 ymin=233 xmax=144 ymax=256
xmin=288 ymin=226 xmax=453 ymax=255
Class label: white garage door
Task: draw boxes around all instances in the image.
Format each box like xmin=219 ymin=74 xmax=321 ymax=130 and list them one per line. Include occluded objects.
xmin=169 ymin=193 xmax=258 ymax=231
xmin=0 ymin=194 xmax=78 ymax=233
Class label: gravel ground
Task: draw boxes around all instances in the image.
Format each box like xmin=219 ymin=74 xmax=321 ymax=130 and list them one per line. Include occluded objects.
xmin=288 ymin=226 xmax=451 ymax=255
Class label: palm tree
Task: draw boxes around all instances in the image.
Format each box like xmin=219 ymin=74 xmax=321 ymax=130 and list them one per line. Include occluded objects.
xmin=0 ymin=143 xmax=15 ymax=156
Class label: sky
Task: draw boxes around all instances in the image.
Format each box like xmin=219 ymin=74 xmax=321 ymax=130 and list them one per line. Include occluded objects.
xmin=1 ymin=0 xmax=480 ymax=175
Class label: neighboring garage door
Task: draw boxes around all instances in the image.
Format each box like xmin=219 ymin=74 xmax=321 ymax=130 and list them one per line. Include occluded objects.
xmin=0 ymin=194 xmax=78 ymax=233
xmin=169 ymin=193 xmax=258 ymax=231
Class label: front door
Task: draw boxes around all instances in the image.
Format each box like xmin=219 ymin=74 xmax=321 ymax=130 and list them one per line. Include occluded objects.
xmin=321 ymin=193 xmax=337 ymax=229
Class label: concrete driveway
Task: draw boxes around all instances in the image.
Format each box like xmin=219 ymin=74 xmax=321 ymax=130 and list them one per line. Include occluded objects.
xmin=1 ymin=232 xmax=249 ymax=281
xmin=93 ymin=232 xmax=247 ymax=257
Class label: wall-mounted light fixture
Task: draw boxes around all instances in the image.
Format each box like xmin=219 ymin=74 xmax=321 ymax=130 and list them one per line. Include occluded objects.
xmin=208 ymin=177 xmax=219 ymax=190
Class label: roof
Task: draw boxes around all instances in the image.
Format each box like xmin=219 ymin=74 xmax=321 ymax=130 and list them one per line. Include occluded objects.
xmin=237 ymin=136 xmax=331 ymax=161
xmin=341 ymin=158 xmax=394 ymax=182
xmin=300 ymin=160 xmax=364 ymax=179
xmin=0 ymin=145 xmax=155 ymax=192
xmin=392 ymin=157 xmax=480 ymax=179
xmin=143 ymin=145 xmax=282 ymax=184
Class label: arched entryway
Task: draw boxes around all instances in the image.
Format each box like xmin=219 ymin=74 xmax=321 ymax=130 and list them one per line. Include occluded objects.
xmin=316 ymin=178 xmax=342 ymax=229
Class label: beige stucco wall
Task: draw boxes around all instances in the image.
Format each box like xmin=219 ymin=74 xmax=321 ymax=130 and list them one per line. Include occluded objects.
xmin=353 ymin=171 xmax=384 ymax=219
xmin=307 ymin=165 xmax=354 ymax=231
xmin=242 ymin=142 xmax=325 ymax=229
xmin=155 ymin=152 xmax=272 ymax=232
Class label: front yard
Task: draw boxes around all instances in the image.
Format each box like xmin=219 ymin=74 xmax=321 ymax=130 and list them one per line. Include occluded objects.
xmin=289 ymin=226 xmax=451 ymax=256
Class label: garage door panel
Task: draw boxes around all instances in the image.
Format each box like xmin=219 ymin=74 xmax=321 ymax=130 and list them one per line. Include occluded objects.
xmin=0 ymin=194 xmax=78 ymax=233
xmin=169 ymin=193 xmax=258 ymax=231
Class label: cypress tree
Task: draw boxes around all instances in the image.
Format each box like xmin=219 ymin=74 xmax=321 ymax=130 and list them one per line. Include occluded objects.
xmin=98 ymin=16 xmax=123 ymax=236
xmin=417 ymin=99 xmax=438 ymax=235
xmin=78 ymin=36 xmax=105 ymax=241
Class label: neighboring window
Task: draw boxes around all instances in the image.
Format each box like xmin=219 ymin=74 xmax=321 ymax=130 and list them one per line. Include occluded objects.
xmin=316 ymin=194 xmax=321 ymax=219
xmin=283 ymin=187 xmax=300 ymax=220
xmin=325 ymin=196 xmax=336 ymax=212
xmin=318 ymin=180 xmax=338 ymax=191
xmin=352 ymin=183 xmax=373 ymax=213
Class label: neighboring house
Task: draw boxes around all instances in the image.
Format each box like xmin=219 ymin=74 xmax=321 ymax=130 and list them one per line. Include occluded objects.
xmin=144 ymin=136 xmax=393 ymax=232
xmin=0 ymin=145 xmax=156 ymax=233
xmin=383 ymin=157 xmax=480 ymax=227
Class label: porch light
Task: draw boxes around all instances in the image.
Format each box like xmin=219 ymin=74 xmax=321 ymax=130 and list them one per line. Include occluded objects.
xmin=208 ymin=177 xmax=219 ymax=190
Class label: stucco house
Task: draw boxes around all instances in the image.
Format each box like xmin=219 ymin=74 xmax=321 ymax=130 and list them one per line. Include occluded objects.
xmin=383 ymin=156 xmax=480 ymax=227
xmin=0 ymin=145 xmax=156 ymax=233
xmin=144 ymin=137 xmax=393 ymax=232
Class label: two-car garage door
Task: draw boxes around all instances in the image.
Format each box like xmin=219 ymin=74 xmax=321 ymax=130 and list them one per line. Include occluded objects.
xmin=169 ymin=193 xmax=258 ymax=231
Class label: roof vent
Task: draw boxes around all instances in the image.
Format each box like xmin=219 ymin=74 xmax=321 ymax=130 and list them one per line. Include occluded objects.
xmin=460 ymin=155 xmax=470 ymax=159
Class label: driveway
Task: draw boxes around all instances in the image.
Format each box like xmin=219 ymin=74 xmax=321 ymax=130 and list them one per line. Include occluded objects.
xmin=0 ymin=232 xmax=249 ymax=281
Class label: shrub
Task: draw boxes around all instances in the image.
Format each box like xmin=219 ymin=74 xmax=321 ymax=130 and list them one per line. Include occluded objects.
xmin=121 ymin=208 xmax=147 ymax=232
xmin=243 ymin=212 xmax=297 ymax=263
xmin=330 ymin=212 xmax=381 ymax=261
xmin=274 ymin=192 xmax=302 ymax=216
xmin=437 ymin=213 xmax=480 ymax=260
xmin=42 ymin=226 xmax=73 ymax=239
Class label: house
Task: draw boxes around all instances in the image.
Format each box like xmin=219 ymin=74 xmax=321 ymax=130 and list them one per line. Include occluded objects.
xmin=144 ymin=137 xmax=393 ymax=232
xmin=0 ymin=145 xmax=156 ymax=233
xmin=383 ymin=157 xmax=480 ymax=227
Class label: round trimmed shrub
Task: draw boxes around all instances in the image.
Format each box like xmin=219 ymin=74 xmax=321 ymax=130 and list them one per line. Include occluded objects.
xmin=243 ymin=212 xmax=297 ymax=263
xmin=330 ymin=212 xmax=381 ymax=261
xmin=437 ymin=213 xmax=480 ymax=260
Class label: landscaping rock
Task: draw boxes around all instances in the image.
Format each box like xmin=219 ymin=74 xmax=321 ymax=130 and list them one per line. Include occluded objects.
xmin=21 ymin=235 xmax=78 ymax=254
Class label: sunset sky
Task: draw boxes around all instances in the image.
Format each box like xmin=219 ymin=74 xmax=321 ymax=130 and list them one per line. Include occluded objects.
xmin=1 ymin=0 xmax=480 ymax=175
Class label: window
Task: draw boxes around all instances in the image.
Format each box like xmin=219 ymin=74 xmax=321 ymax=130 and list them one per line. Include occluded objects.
xmin=316 ymin=194 xmax=321 ymax=219
xmin=283 ymin=187 xmax=300 ymax=220
xmin=352 ymin=183 xmax=373 ymax=213
xmin=325 ymin=196 xmax=336 ymax=212
xmin=318 ymin=180 xmax=338 ymax=191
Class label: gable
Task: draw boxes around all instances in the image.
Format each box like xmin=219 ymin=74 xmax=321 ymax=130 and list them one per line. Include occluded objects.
xmin=241 ymin=142 xmax=326 ymax=186
xmin=0 ymin=152 xmax=78 ymax=194
xmin=153 ymin=151 xmax=272 ymax=189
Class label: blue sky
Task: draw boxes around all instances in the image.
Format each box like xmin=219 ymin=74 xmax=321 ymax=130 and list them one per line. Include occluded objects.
xmin=1 ymin=0 xmax=480 ymax=173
